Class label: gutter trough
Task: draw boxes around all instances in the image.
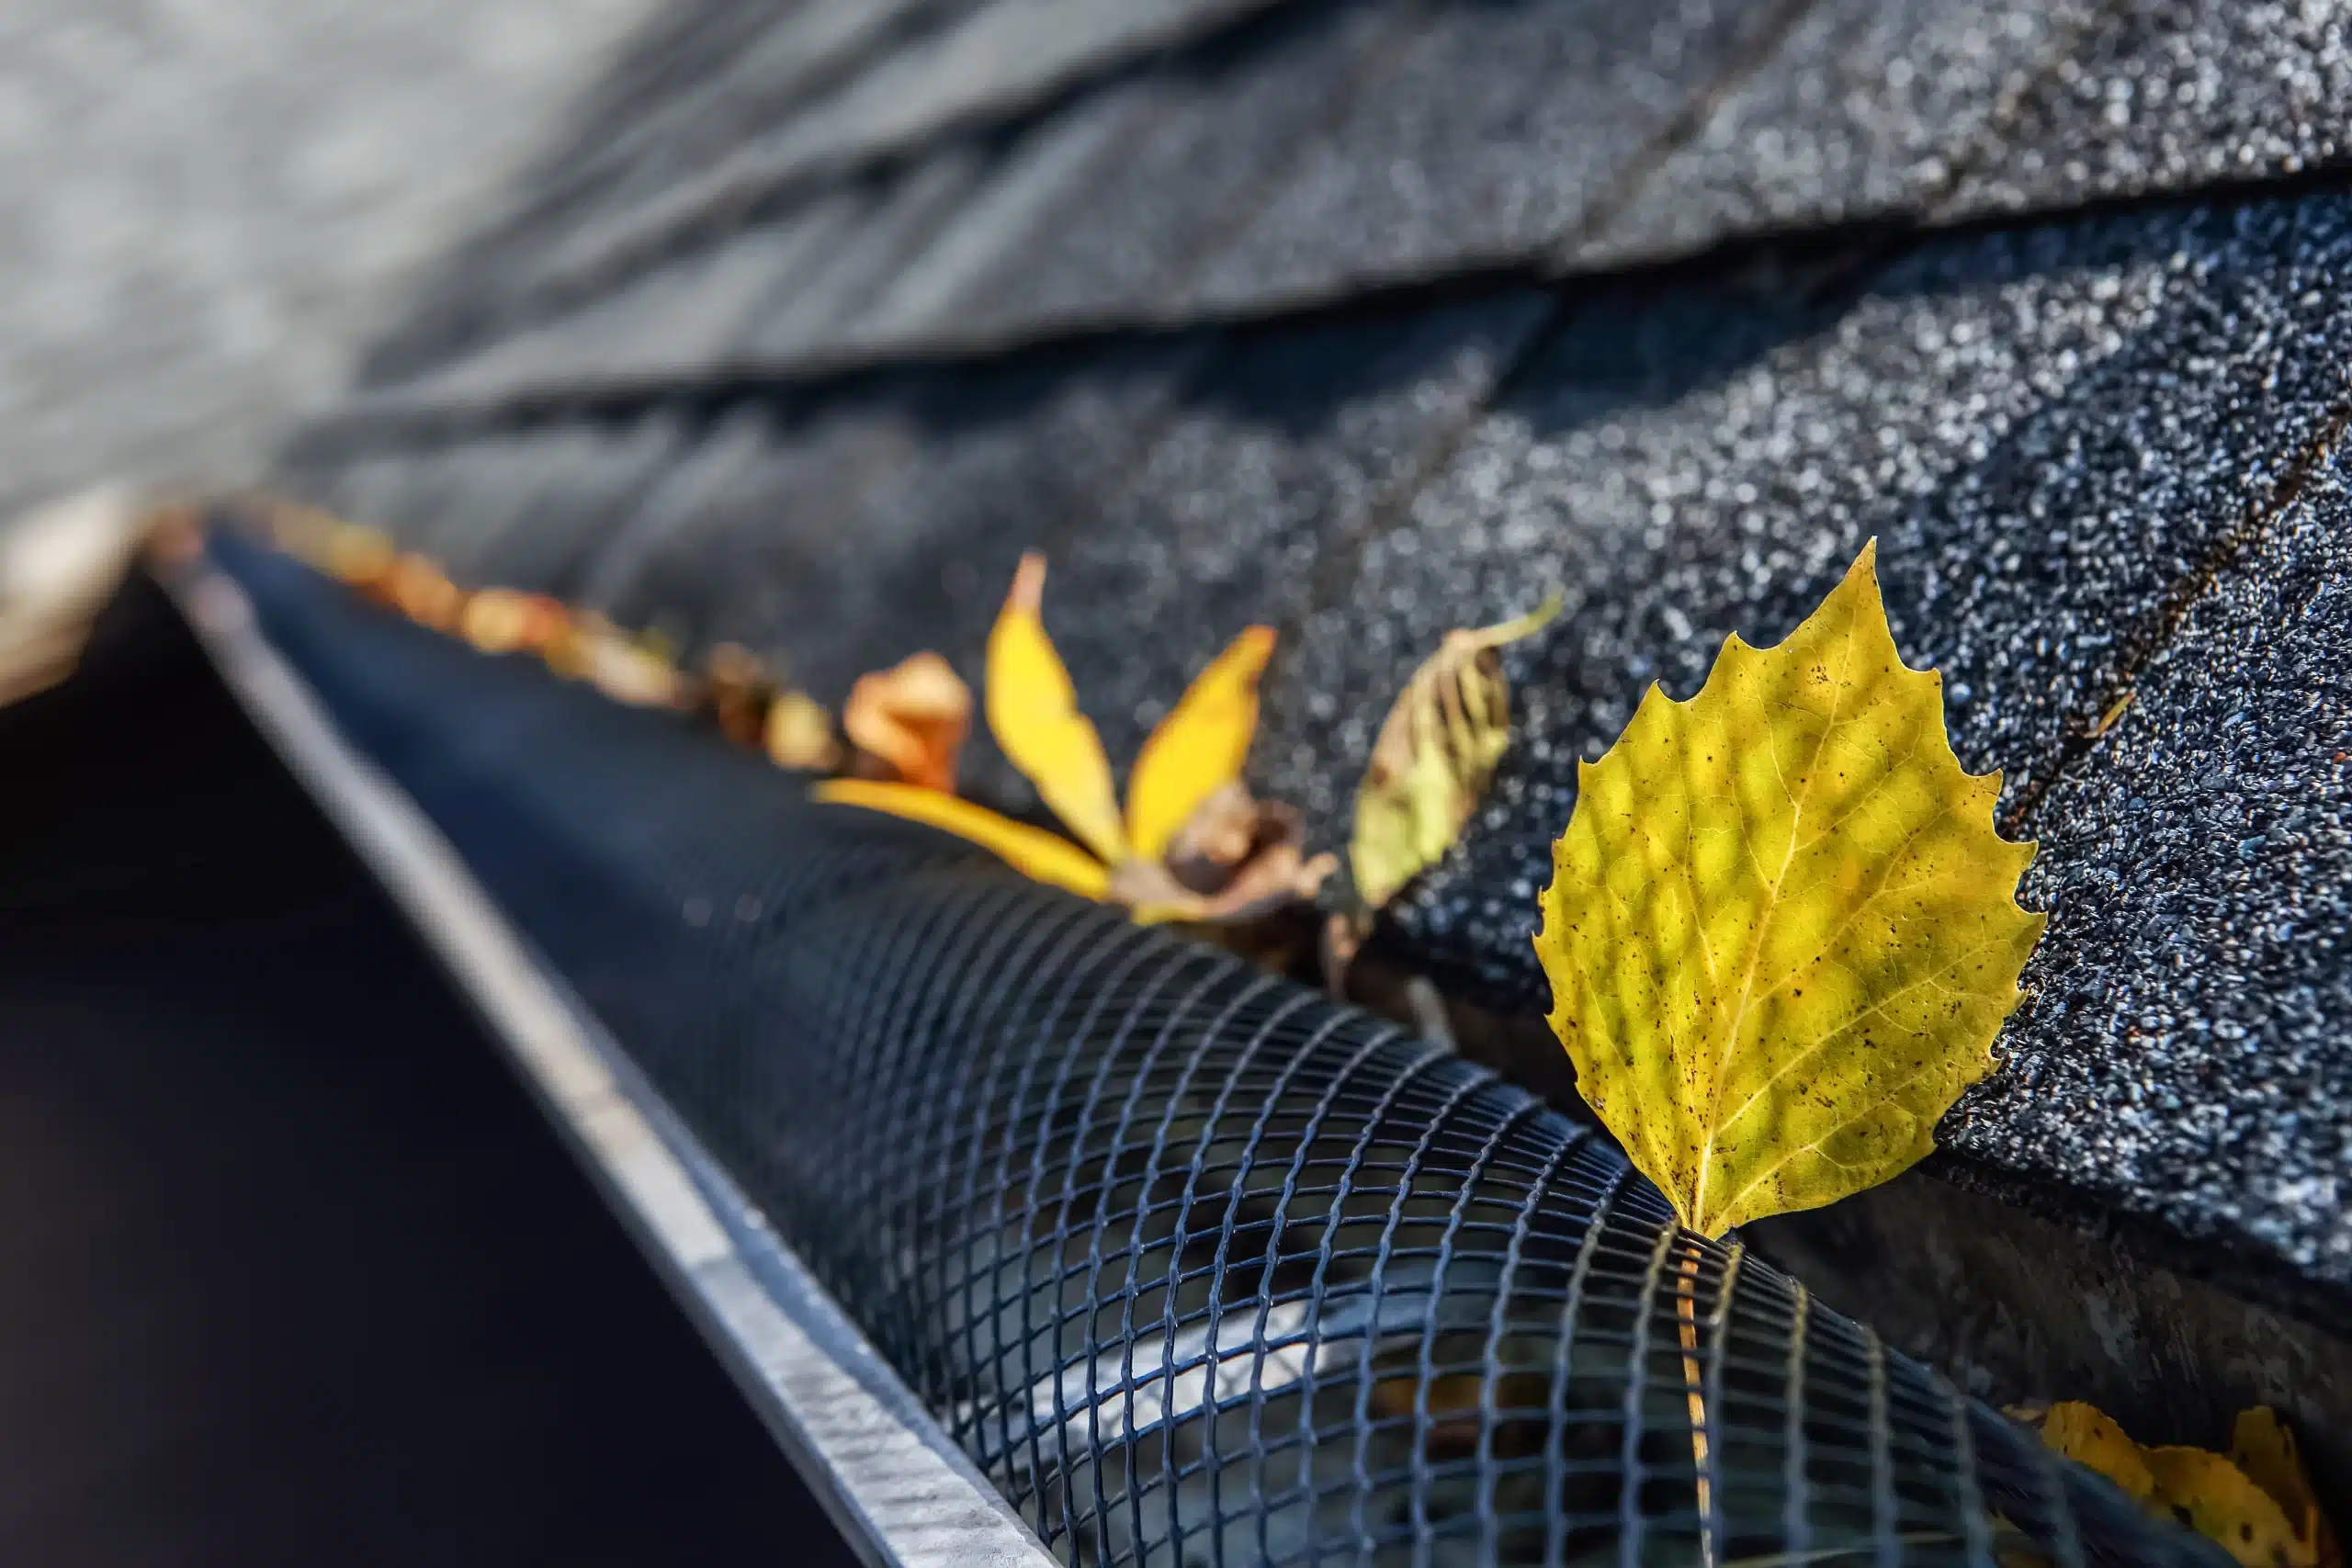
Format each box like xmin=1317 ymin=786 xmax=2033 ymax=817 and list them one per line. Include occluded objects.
xmin=172 ymin=529 xmax=2230 ymax=1568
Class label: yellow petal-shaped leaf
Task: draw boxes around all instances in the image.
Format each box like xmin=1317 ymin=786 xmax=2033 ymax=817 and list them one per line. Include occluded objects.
xmin=1535 ymin=542 xmax=2043 ymax=1236
xmin=986 ymin=552 xmax=1128 ymax=865
xmin=814 ymin=778 xmax=1110 ymax=902
xmin=1126 ymin=625 xmax=1275 ymax=862
xmin=1350 ymin=596 xmax=1559 ymax=913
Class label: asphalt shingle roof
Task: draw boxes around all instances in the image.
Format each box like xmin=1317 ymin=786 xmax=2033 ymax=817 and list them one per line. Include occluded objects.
xmin=282 ymin=0 xmax=2352 ymax=1324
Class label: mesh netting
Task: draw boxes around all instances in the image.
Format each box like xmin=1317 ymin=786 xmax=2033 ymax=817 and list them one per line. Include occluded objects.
xmin=210 ymin=532 xmax=2225 ymax=1568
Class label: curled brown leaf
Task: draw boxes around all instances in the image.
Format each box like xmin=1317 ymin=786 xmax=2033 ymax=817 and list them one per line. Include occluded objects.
xmin=844 ymin=650 xmax=971 ymax=792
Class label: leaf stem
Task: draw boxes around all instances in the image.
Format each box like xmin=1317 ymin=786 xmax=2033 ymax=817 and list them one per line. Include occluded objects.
xmin=1679 ymin=1239 xmax=1717 ymax=1568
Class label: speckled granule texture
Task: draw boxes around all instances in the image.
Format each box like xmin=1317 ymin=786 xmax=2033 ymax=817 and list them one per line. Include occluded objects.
xmin=317 ymin=0 xmax=2352 ymax=407
xmin=1950 ymin=446 xmax=2352 ymax=1286
xmin=944 ymin=0 xmax=1417 ymax=345
xmin=1575 ymin=0 xmax=2084 ymax=268
xmin=1038 ymin=293 xmax=1551 ymax=784
xmin=272 ymin=0 xmax=2352 ymax=1300
xmin=1252 ymin=192 xmax=2352 ymax=1013
xmin=699 ymin=342 xmax=1208 ymax=712
xmin=1171 ymin=0 xmax=1784 ymax=308
xmin=1939 ymin=0 xmax=2352 ymax=220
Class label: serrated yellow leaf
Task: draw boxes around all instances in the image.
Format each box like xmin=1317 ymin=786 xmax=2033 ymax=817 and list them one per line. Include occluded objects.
xmin=1535 ymin=542 xmax=2042 ymax=1236
xmin=1351 ymin=596 xmax=1559 ymax=914
xmin=1126 ymin=625 xmax=1274 ymax=863
xmin=986 ymin=552 xmax=1128 ymax=866
xmin=2146 ymin=1446 xmax=2317 ymax=1568
xmin=813 ymin=779 xmax=1110 ymax=902
xmin=2029 ymin=1402 xmax=2331 ymax=1568
xmin=2038 ymin=1402 xmax=2160 ymax=1506
xmin=2231 ymin=1409 xmax=2339 ymax=1568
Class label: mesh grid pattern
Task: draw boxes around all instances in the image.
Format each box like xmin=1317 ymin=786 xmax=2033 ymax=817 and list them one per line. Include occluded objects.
xmin=214 ymin=534 xmax=2226 ymax=1568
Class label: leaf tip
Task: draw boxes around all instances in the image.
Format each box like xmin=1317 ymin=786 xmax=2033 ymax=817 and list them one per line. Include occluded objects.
xmin=1008 ymin=550 xmax=1047 ymax=615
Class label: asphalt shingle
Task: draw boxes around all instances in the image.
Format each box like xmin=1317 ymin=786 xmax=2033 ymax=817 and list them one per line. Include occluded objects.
xmin=1959 ymin=443 xmax=2352 ymax=1288
xmin=1238 ymin=189 xmax=2352 ymax=1289
xmin=1576 ymin=0 xmax=2086 ymax=268
xmin=939 ymin=0 xmax=1417 ymax=343
xmin=1939 ymin=0 xmax=2352 ymax=220
xmin=741 ymin=341 xmax=1211 ymax=714
xmin=269 ymin=0 xmax=2352 ymax=1314
xmin=1044 ymin=292 xmax=1554 ymax=781
xmin=1186 ymin=0 xmax=1788 ymax=309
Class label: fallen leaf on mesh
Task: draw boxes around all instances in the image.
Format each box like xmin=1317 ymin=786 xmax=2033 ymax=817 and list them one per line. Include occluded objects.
xmin=814 ymin=778 xmax=1108 ymax=901
xmin=323 ymin=523 xmax=397 ymax=592
xmin=844 ymin=650 xmax=971 ymax=792
xmin=824 ymin=552 xmax=1320 ymax=924
xmin=385 ymin=554 xmax=464 ymax=631
xmin=1535 ymin=541 xmax=2042 ymax=1237
xmin=1108 ymin=783 xmax=1334 ymax=925
xmin=765 ymin=690 xmax=843 ymax=773
xmin=700 ymin=643 xmax=780 ymax=749
xmin=986 ymin=551 xmax=1130 ymax=866
xmin=550 ymin=615 xmax=691 ymax=709
xmin=458 ymin=587 xmax=571 ymax=658
xmin=1127 ymin=626 xmax=1274 ymax=863
xmin=2035 ymin=1402 xmax=2158 ymax=1505
xmin=2030 ymin=1402 xmax=2334 ymax=1568
xmin=1326 ymin=596 xmax=1558 ymax=983
xmin=2231 ymin=1408 xmax=2338 ymax=1568
xmin=0 ymin=486 xmax=153 ymax=707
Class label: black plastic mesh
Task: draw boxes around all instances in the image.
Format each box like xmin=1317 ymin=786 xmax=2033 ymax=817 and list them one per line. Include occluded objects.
xmin=210 ymin=533 xmax=2228 ymax=1568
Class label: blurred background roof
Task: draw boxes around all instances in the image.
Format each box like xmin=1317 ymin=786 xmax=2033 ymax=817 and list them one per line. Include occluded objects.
xmin=0 ymin=0 xmax=657 ymax=515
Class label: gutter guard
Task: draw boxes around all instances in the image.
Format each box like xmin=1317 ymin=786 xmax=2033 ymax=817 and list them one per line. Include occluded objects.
xmin=167 ymin=559 xmax=1057 ymax=1568
xmin=174 ymin=530 xmax=2233 ymax=1568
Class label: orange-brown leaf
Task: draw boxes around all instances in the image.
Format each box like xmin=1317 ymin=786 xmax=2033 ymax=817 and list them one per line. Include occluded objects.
xmin=844 ymin=650 xmax=972 ymax=792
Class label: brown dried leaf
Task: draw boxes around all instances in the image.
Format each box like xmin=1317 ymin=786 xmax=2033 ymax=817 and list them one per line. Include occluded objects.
xmin=1108 ymin=783 xmax=1333 ymax=925
xmin=701 ymin=642 xmax=779 ymax=749
xmin=844 ymin=650 xmax=972 ymax=792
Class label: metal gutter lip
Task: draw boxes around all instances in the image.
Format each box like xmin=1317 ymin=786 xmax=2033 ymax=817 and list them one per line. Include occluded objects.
xmin=161 ymin=557 xmax=1058 ymax=1568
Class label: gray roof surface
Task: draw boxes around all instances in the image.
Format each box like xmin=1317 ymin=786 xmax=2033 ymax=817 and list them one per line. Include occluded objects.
xmin=284 ymin=0 xmax=2352 ymax=1313
xmin=345 ymin=0 xmax=2352 ymax=409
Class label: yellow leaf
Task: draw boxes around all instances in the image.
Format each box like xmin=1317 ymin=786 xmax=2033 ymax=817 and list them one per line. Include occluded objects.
xmin=2231 ymin=1409 xmax=2339 ymax=1568
xmin=1351 ymin=596 xmax=1558 ymax=915
xmin=986 ymin=552 xmax=1128 ymax=866
xmin=1534 ymin=542 xmax=2042 ymax=1236
xmin=814 ymin=778 xmax=1110 ymax=902
xmin=1126 ymin=625 xmax=1275 ymax=862
xmin=2037 ymin=1402 xmax=2159 ymax=1506
xmin=844 ymin=650 xmax=972 ymax=792
xmin=2146 ymin=1445 xmax=2316 ymax=1568
xmin=2027 ymin=1402 xmax=2332 ymax=1567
